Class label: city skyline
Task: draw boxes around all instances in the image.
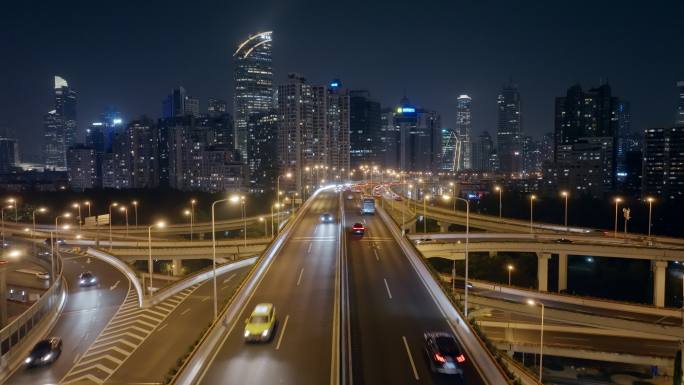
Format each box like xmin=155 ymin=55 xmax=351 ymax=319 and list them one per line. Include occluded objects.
xmin=1 ymin=1 xmax=683 ymax=162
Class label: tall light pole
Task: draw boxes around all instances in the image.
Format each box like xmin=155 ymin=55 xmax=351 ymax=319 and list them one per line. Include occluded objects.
xmin=190 ymin=199 xmax=196 ymax=241
xmin=527 ymin=299 xmax=545 ymax=382
xmin=231 ymin=195 xmax=247 ymax=248
xmin=423 ymin=194 xmax=431 ymax=233
xmin=147 ymin=221 xmax=166 ymax=295
xmin=451 ymin=196 xmax=470 ymax=317
xmin=1 ymin=205 xmax=12 ymax=246
xmin=507 ymin=264 xmax=514 ymax=286
xmin=613 ymin=197 xmax=622 ymax=238
xmin=561 ymin=191 xmax=569 ymax=232
xmin=119 ymin=206 xmax=129 ymax=236
xmin=211 ymin=197 xmax=232 ymax=320
xmin=6 ymin=198 xmax=18 ymax=223
xmin=53 ymin=213 xmax=71 ymax=277
xmin=184 ymin=209 xmax=194 ymax=242
xmin=109 ymin=202 xmax=118 ymax=250
xmin=529 ymin=195 xmax=537 ymax=233
xmin=271 ymin=202 xmax=279 ymax=236
xmin=277 ymin=172 xmax=292 ymax=213
xmin=72 ymin=203 xmax=82 ymax=231
xmin=132 ymin=200 xmax=139 ymax=227
xmin=84 ymin=201 xmax=92 ymax=218
xmin=32 ymin=207 xmax=48 ymax=239
xmin=494 ymin=186 xmax=502 ymax=218
xmin=646 ymin=197 xmax=655 ymax=238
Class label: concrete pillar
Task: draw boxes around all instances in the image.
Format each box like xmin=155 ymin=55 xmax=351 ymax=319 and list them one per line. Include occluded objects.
xmin=558 ymin=252 xmax=568 ymax=292
xmin=172 ymin=260 xmax=183 ymax=276
xmin=653 ymin=261 xmax=667 ymax=307
xmin=488 ymin=251 xmax=498 ymax=257
xmin=437 ymin=222 xmax=451 ymax=233
xmin=504 ymin=326 xmax=514 ymax=342
xmin=0 ymin=270 xmax=6 ymax=327
xmin=537 ymin=252 xmax=551 ymax=292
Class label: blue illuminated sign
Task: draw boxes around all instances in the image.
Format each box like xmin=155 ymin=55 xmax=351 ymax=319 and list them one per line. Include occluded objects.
xmin=401 ymin=107 xmax=415 ymax=113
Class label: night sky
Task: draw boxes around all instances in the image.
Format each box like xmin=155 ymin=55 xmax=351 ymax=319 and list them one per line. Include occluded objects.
xmin=2 ymin=0 xmax=683 ymax=162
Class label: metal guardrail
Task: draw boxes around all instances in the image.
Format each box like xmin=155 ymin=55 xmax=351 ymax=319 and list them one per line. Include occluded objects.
xmin=0 ymin=246 xmax=64 ymax=365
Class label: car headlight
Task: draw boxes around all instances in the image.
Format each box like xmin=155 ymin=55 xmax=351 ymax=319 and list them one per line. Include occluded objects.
xmin=79 ymin=279 xmax=85 ymax=284
xmin=261 ymin=330 xmax=269 ymax=337
xmin=90 ymin=278 xmax=97 ymax=283
xmin=244 ymin=330 xmax=250 ymax=337
xmin=41 ymin=353 xmax=53 ymax=362
xmin=24 ymin=357 xmax=32 ymax=364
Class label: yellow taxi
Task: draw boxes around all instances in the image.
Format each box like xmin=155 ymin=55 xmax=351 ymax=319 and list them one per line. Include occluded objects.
xmin=243 ymin=303 xmax=276 ymax=342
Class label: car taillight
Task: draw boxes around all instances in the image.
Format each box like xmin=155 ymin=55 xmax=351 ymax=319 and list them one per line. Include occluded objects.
xmin=456 ymin=354 xmax=465 ymax=363
xmin=434 ymin=353 xmax=446 ymax=363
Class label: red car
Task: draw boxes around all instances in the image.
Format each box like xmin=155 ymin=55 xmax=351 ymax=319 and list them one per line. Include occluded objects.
xmin=351 ymin=223 xmax=365 ymax=235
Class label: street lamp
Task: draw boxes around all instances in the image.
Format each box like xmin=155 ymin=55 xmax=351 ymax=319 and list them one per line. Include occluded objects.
xmin=527 ymin=299 xmax=545 ymax=382
xmin=529 ymin=195 xmax=537 ymax=233
xmin=32 ymin=207 xmax=48 ymax=239
xmin=494 ymin=186 xmax=502 ymax=218
xmin=190 ymin=199 xmax=197 ymax=241
xmin=1 ymin=205 xmax=13 ymax=246
xmin=507 ymin=264 xmax=514 ymax=286
xmin=119 ymin=206 xmax=129 ymax=236
xmin=210 ymin=197 xmax=233 ymax=320
xmin=83 ymin=201 xmax=92 ymax=218
xmin=450 ymin=196 xmax=470 ymax=317
xmin=422 ymin=194 xmax=431 ymax=233
xmin=230 ymin=195 xmax=247 ymax=248
xmin=147 ymin=221 xmax=166 ymax=295
xmin=277 ymin=172 xmax=293 ymax=212
xmin=613 ymin=197 xmax=622 ymax=238
xmin=109 ymin=202 xmax=118 ymax=250
xmin=646 ymin=197 xmax=655 ymax=238
xmin=184 ymin=209 xmax=194 ymax=242
xmin=72 ymin=203 xmax=82 ymax=231
xmin=132 ymin=200 xmax=139 ymax=227
xmin=6 ymin=198 xmax=18 ymax=223
xmin=53 ymin=213 xmax=71 ymax=278
xmin=560 ymin=191 xmax=569 ymax=232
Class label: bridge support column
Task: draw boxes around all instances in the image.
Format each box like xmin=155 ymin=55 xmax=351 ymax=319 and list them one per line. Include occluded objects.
xmin=437 ymin=222 xmax=451 ymax=233
xmin=653 ymin=261 xmax=667 ymax=307
xmin=536 ymin=252 xmax=551 ymax=292
xmin=504 ymin=326 xmax=514 ymax=342
xmin=558 ymin=252 xmax=568 ymax=292
xmin=488 ymin=251 xmax=498 ymax=257
xmin=172 ymin=260 xmax=183 ymax=276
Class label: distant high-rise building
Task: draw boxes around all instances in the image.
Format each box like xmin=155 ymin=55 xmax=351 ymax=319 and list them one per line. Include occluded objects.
xmin=101 ymin=131 xmax=130 ymax=189
xmin=67 ymin=145 xmax=97 ymax=190
xmin=0 ymin=137 xmax=19 ymax=173
xmin=246 ymin=111 xmax=277 ymax=192
xmin=554 ymin=83 xmax=619 ymax=196
xmin=497 ymin=82 xmax=522 ymax=174
xmin=208 ymin=98 xmax=228 ymax=117
xmin=276 ymin=74 xmax=350 ymax=191
xmin=234 ymin=31 xmax=274 ymax=189
xmin=456 ymin=95 xmax=472 ymax=170
xmin=616 ymin=100 xmax=632 ymax=182
xmin=380 ymin=108 xmax=399 ymax=168
xmin=127 ymin=119 xmax=159 ymax=188
xmin=440 ymin=127 xmax=458 ymax=172
xmin=162 ymin=87 xmax=199 ymax=118
xmin=643 ymin=126 xmax=684 ymax=199
xmin=349 ymin=90 xmax=382 ymax=168
xmin=521 ymin=135 xmax=542 ymax=175
xmin=392 ymin=98 xmax=441 ymax=172
xmin=471 ymin=131 xmax=494 ymax=172
xmin=677 ymin=81 xmax=684 ymax=125
xmin=44 ymin=76 xmax=77 ymax=168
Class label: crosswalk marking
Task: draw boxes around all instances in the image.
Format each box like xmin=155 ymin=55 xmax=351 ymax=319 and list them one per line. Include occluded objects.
xmin=60 ymin=283 xmax=200 ymax=384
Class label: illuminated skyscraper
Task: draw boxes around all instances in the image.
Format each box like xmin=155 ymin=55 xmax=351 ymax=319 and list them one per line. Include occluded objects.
xmin=44 ymin=76 xmax=77 ymax=168
xmin=455 ymin=95 xmax=472 ymax=170
xmin=496 ymin=82 xmax=522 ymax=174
xmin=234 ymin=31 xmax=274 ymax=189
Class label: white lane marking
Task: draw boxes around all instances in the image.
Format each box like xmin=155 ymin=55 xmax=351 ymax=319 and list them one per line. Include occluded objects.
xmin=383 ymin=278 xmax=393 ymax=299
xmin=308 ymin=242 xmax=313 ymax=254
xmin=86 ymin=258 xmax=91 ymax=264
xmin=157 ymin=323 xmax=168 ymax=332
xmin=180 ymin=308 xmax=191 ymax=316
xmin=201 ymin=296 xmax=210 ymax=302
xmin=223 ymin=273 xmax=236 ymax=284
xmin=275 ymin=314 xmax=290 ymax=350
xmin=373 ymin=249 xmax=380 ymax=261
xmin=297 ymin=268 xmax=305 ymax=286
xmin=110 ymin=280 xmax=120 ymax=291
xmin=402 ymin=336 xmax=420 ymax=380
xmin=73 ymin=353 xmax=81 ymax=364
